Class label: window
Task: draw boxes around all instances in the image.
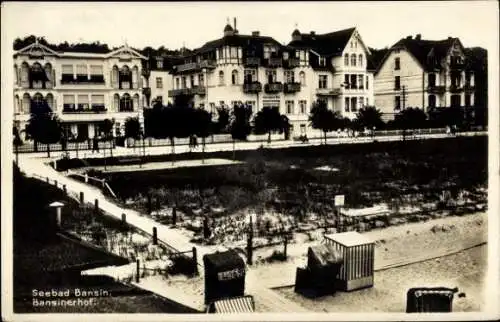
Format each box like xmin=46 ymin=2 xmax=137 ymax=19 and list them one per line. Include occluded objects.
xmin=182 ymin=76 xmax=187 ymax=88
xmin=199 ymin=74 xmax=204 ymax=86
xmin=120 ymin=94 xmax=133 ymax=111
xmin=77 ymin=95 xmax=89 ymax=110
xmin=91 ymin=95 xmax=105 ymax=108
xmin=230 ymin=47 xmax=238 ymax=58
xmin=300 ymin=124 xmax=306 ymax=134
xmin=358 ymin=75 xmax=364 ymax=89
xmin=284 ymin=70 xmax=295 ymax=83
xmin=90 ymin=65 xmax=104 ymax=82
xmin=286 ymin=100 xmax=294 ymax=114
xmin=175 ymin=78 xmax=180 ymax=89
xmin=210 ymin=102 xmax=216 ymax=114
xmin=366 ymin=76 xmax=369 ymax=90
xmin=344 ymin=54 xmax=349 ymax=66
xmin=358 ymin=54 xmax=363 ymax=67
xmin=299 ymin=100 xmax=307 ymax=114
xmin=156 ymin=77 xmax=163 ymax=88
xmin=358 ymin=96 xmax=364 ymax=110
xmin=319 ymin=57 xmax=326 ymax=66
xmin=266 ymin=70 xmax=277 ymax=83
xmin=345 ymin=97 xmax=350 ymax=112
xmin=351 ymin=54 xmax=357 ymax=66
xmin=156 ymin=59 xmax=163 ymax=69
xmin=451 ymin=95 xmax=461 ymax=107
xmin=395 ymin=96 xmax=401 ymax=110
xmin=350 ymin=74 xmax=357 ymax=89
xmin=62 ymin=64 xmax=74 ymax=81
xmin=245 ymin=101 xmax=256 ymax=113
xmin=157 ymin=96 xmax=163 ymax=104
xmin=76 ymin=64 xmax=88 ymax=80
xmin=344 ymin=74 xmax=350 ymax=89
xmin=299 ymin=71 xmax=306 ymax=85
xmin=264 ymin=46 xmax=271 ymax=59
xmin=231 ymin=70 xmax=239 ymax=85
xmin=318 ymin=75 xmax=327 ymax=89
xmin=465 ymin=94 xmax=471 ymax=106
xmin=395 ymin=57 xmax=400 ymax=70
xmin=219 ymin=71 xmax=225 ymax=85
xmin=428 ymin=95 xmax=436 ymax=108
xmin=428 ymin=73 xmax=436 ymax=87
xmin=351 ymin=97 xmax=358 ymax=112
xmin=244 ymin=69 xmax=257 ymax=83
xmin=63 ymin=95 xmax=75 ymax=110
xmin=189 ymin=75 xmax=194 ymax=87
xmin=283 ymin=52 xmax=289 ymax=60
xmin=395 ymin=76 xmax=401 ymax=90
xmin=465 ymin=72 xmax=472 ymax=86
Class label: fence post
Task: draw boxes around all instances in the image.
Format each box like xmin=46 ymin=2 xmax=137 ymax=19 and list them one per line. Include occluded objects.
xmin=85 ymin=173 xmax=88 ymax=183
xmin=79 ymin=192 xmax=84 ymax=204
xmin=94 ymin=199 xmax=99 ymax=213
xmin=63 ymin=184 xmax=67 ymax=194
xmin=46 ymin=177 xmax=50 ymax=183
xmin=192 ymin=247 xmax=198 ymax=275
xmin=54 ymin=180 xmax=58 ymax=187
xmin=136 ymin=259 xmax=140 ymax=283
xmin=152 ymin=227 xmax=158 ymax=245
xmin=121 ymin=213 xmax=127 ymax=225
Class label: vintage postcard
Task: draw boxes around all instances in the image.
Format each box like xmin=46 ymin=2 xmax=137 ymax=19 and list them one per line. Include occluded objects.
xmin=1 ymin=1 xmax=499 ymax=321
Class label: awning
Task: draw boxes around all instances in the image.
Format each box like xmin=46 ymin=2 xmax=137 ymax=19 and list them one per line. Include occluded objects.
xmin=213 ymin=296 xmax=254 ymax=313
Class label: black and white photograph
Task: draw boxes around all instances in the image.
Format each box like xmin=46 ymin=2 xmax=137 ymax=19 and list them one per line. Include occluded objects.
xmin=1 ymin=1 xmax=499 ymax=321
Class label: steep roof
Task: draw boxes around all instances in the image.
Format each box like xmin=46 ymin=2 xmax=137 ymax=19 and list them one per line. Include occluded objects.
xmin=287 ymin=27 xmax=356 ymax=56
xmin=194 ymin=34 xmax=283 ymax=55
xmin=378 ymin=36 xmax=458 ymax=73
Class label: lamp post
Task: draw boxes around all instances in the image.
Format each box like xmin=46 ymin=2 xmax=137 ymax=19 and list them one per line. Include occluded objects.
xmin=49 ymin=201 xmax=65 ymax=229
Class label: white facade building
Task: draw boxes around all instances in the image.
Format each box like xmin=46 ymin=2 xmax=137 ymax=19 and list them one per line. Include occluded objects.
xmin=168 ymin=23 xmax=375 ymax=137
xmin=13 ymin=40 xmax=146 ymax=140
xmin=374 ymin=35 xmax=475 ymax=117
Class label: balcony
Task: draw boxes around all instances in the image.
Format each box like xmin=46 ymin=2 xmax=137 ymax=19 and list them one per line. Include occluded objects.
xmin=316 ymin=87 xmax=342 ymax=96
xmin=244 ymin=57 xmax=261 ymax=67
xmin=62 ymin=104 xmax=107 ymax=114
xmin=61 ymin=74 xmax=106 ymax=85
xmin=450 ymin=61 xmax=465 ymax=70
xmin=284 ymin=58 xmax=300 ymax=69
xmin=243 ymin=82 xmax=262 ymax=94
xmin=168 ymin=86 xmax=206 ymax=97
xmin=264 ymin=82 xmax=283 ymax=93
xmin=175 ymin=60 xmax=216 ymax=73
xmin=267 ymin=57 xmax=283 ymax=68
xmin=427 ymin=85 xmax=446 ymax=94
xmin=176 ymin=62 xmax=198 ymax=73
xmin=449 ymin=84 xmax=464 ymax=93
xmin=284 ymin=82 xmax=301 ymax=93
xmin=199 ymin=60 xmax=216 ymax=69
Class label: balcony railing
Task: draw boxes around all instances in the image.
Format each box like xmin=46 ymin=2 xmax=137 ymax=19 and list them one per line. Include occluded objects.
xmin=175 ymin=60 xmax=216 ymax=73
xmin=168 ymin=86 xmax=206 ymax=97
xmin=61 ymin=74 xmax=106 ymax=84
xmin=243 ymin=82 xmax=262 ymax=93
xmin=284 ymin=58 xmax=300 ymax=69
xmin=199 ymin=60 xmax=216 ymax=69
xmin=449 ymin=84 xmax=464 ymax=93
xmin=63 ymin=104 xmax=107 ymax=113
xmin=427 ymin=85 xmax=446 ymax=94
xmin=316 ymin=87 xmax=342 ymax=96
xmin=264 ymin=82 xmax=283 ymax=93
xmin=119 ymin=106 xmax=134 ymax=112
xmin=284 ymin=82 xmax=301 ymax=93
xmin=244 ymin=57 xmax=261 ymax=67
xmin=267 ymin=57 xmax=283 ymax=68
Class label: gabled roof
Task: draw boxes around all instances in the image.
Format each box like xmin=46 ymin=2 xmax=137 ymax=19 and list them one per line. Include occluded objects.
xmin=14 ymin=39 xmax=60 ymax=57
xmin=377 ymin=36 xmax=459 ymax=73
xmin=287 ymin=27 xmax=356 ymax=56
xmin=106 ymin=44 xmax=147 ymax=59
xmin=194 ymin=34 xmax=283 ymax=55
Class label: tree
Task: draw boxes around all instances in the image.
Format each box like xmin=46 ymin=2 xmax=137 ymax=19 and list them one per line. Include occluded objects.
xmin=253 ymin=106 xmax=283 ymax=144
xmin=353 ymin=106 xmax=385 ymax=132
xmin=393 ymin=107 xmax=428 ymax=130
xmin=216 ymin=106 xmax=230 ymax=134
xmin=229 ymin=103 xmax=252 ymax=159
xmin=13 ymin=126 xmax=23 ymax=164
xmin=102 ymin=118 xmax=115 ymax=157
xmin=26 ymin=112 xmax=61 ymax=157
xmin=194 ymin=108 xmax=213 ymax=163
xmin=308 ymin=100 xmax=338 ymax=144
xmin=124 ymin=117 xmax=141 ymax=148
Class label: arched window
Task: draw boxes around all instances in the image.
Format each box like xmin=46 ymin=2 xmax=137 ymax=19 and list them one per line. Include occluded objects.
xmin=44 ymin=63 xmax=53 ymax=87
xmin=22 ymin=93 xmax=30 ymax=114
xmin=46 ymin=93 xmax=54 ymax=110
xmin=111 ymin=65 xmax=119 ymax=88
xmin=299 ymin=71 xmax=306 ymax=85
xmin=113 ymin=94 xmax=120 ymax=112
xmin=31 ymin=93 xmax=44 ymax=113
xmin=14 ymin=65 xmax=19 ymax=85
xmin=14 ymin=95 xmax=20 ymax=113
xmin=218 ymin=71 xmax=225 ymax=86
xmin=120 ymin=93 xmax=132 ymax=112
xmin=351 ymin=54 xmax=357 ymax=66
xmin=133 ymin=94 xmax=140 ymax=111
xmin=20 ymin=62 xmax=29 ymax=86
xmin=31 ymin=63 xmax=44 ymax=88
xmin=132 ymin=66 xmax=139 ymax=89
xmin=231 ymin=70 xmax=238 ymax=85
xmin=120 ymin=66 xmax=131 ymax=89
xmin=358 ymin=54 xmax=363 ymax=67
xmin=344 ymin=54 xmax=349 ymax=66
xmin=428 ymin=95 xmax=436 ymax=108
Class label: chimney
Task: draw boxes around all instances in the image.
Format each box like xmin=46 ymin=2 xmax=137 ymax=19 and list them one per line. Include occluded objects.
xmin=310 ymin=31 xmax=315 ymax=36
xmin=252 ymin=31 xmax=260 ymax=37
xmin=415 ymin=34 xmax=421 ymax=40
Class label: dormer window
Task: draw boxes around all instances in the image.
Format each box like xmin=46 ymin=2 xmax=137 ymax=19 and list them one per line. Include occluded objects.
xmin=319 ymin=57 xmax=326 ymax=66
xmin=283 ymin=52 xmax=289 ymax=60
xmin=156 ymin=59 xmax=163 ymax=69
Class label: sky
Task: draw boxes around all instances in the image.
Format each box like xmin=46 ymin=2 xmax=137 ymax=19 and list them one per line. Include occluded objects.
xmin=2 ymin=1 xmax=499 ymax=51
